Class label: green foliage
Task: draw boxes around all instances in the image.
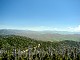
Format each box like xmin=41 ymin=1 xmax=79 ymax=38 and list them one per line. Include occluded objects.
xmin=0 ymin=35 xmax=80 ymax=60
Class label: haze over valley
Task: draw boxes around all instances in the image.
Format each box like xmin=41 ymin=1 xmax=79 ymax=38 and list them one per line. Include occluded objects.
xmin=0 ymin=29 xmax=80 ymax=42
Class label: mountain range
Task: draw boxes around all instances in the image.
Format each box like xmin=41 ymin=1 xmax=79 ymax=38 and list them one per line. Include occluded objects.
xmin=0 ymin=29 xmax=80 ymax=41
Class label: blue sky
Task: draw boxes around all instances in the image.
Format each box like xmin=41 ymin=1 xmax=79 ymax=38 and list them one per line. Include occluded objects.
xmin=0 ymin=0 xmax=80 ymax=31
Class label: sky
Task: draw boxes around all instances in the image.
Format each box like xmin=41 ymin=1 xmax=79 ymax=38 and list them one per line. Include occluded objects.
xmin=0 ymin=0 xmax=80 ymax=32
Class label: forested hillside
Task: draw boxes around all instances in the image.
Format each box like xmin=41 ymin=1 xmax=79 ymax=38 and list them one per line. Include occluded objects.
xmin=0 ymin=35 xmax=80 ymax=60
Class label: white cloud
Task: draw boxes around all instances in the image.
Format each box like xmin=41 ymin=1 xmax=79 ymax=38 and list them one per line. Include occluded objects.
xmin=26 ymin=26 xmax=55 ymax=31
xmin=67 ymin=25 xmax=80 ymax=32
xmin=27 ymin=25 xmax=80 ymax=32
xmin=0 ymin=25 xmax=80 ymax=32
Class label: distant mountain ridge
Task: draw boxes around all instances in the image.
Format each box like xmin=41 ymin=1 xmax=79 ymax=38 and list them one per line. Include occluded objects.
xmin=0 ymin=29 xmax=80 ymax=41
